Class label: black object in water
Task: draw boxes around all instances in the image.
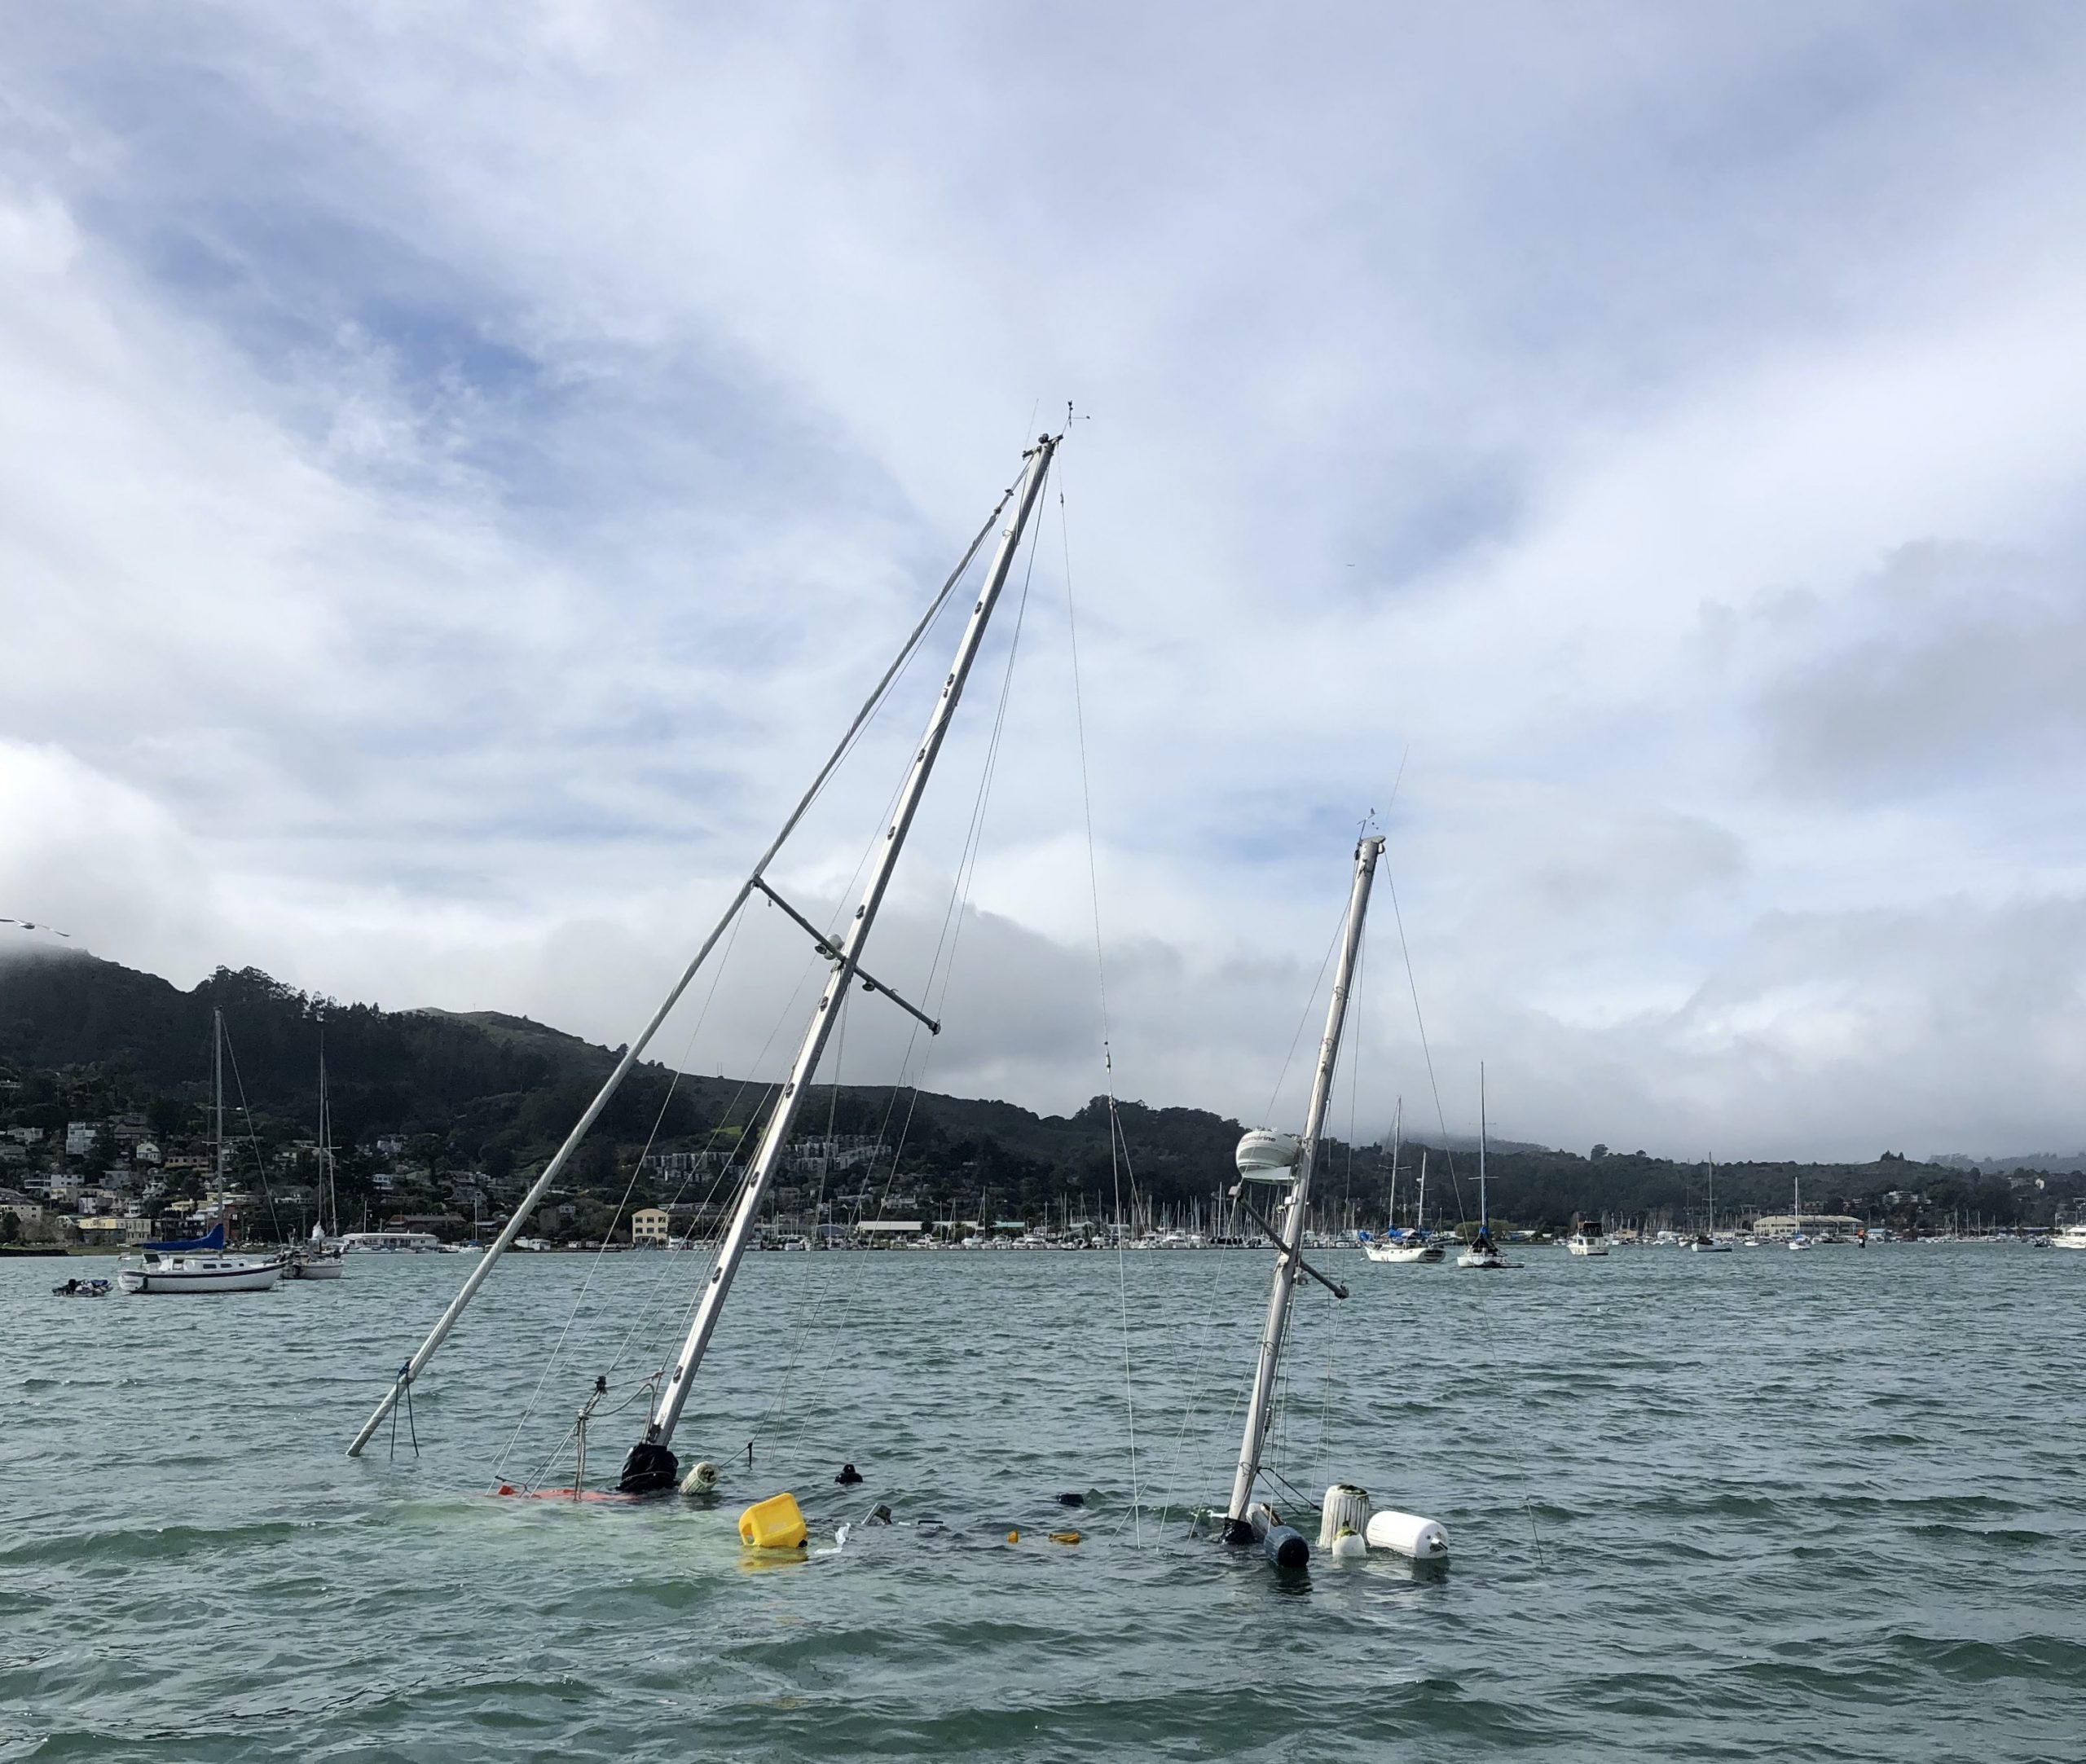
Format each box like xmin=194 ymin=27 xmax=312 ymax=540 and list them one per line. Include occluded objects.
xmin=836 ymin=1463 xmax=865 ymax=1485
xmin=617 ymin=1439 xmax=679 ymax=1495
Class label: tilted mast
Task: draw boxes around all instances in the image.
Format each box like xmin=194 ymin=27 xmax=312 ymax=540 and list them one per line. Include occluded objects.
xmin=345 ymin=438 xmax=1044 ymax=1459
xmin=616 ymin=431 xmax=1061 ymax=1493
xmin=1224 ymin=834 xmax=1381 ymax=1540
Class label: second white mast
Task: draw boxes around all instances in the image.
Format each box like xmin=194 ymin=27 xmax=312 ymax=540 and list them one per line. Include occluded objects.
xmin=1223 ymin=834 xmax=1380 ymax=1538
xmin=618 ymin=432 xmax=1059 ymax=1493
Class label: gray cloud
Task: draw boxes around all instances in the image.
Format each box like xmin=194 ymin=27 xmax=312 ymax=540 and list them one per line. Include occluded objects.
xmin=1755 ymin=542 xmax=2086 ymax=801
xmin=5 ymin=5 xmax=2086 ymax=1159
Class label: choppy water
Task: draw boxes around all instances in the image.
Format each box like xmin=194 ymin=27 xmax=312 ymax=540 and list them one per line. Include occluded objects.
xmin=3 ymin=1243 xmax=2081 ymax=1761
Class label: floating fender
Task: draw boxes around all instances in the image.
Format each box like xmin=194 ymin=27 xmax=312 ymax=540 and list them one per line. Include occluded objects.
xmin=1330 ymin=1529 xmax=1368 ymax=1561
xmin=1047 ymin=1529 xmax=1081 ymax=1546
xmin=1319 ymin=1483 xmax=1373 ymax=1548
xmin=737 ymin=1491 xmax=808 ymax=1550
xmin=1365 ymin=1509 xmax=1449 ymax=1559
xmin=680 ymin=1460 xmax=720 ymax=1495
xmin=1261 ymin=1524 xmax=1310 ymax=1570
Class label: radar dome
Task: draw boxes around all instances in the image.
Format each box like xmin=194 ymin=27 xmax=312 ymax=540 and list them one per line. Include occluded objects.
xmin=1235 ymin=1129 xmax=1301 ymax=1183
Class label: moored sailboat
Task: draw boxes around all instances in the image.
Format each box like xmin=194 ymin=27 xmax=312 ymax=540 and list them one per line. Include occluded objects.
xmin=1688 ymin=1155 xmax=1732 ymax=1252
xmin=1366 ymin=1142 xmax=1443 ymax=1264
xmin=120 ymin=1012 xmax=285 ymax=1295
xmin=1456 ymin=1066 xmax=1505 ymax=1269
xmin=285 ymin=1037 xmax=345 ymax=1281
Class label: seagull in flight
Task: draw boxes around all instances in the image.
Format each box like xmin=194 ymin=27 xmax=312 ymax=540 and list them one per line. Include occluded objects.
xmin=0 ymin=918 xmax=72 ymax=938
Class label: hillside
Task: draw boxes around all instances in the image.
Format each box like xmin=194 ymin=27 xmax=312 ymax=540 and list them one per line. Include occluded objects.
xmin=1 ymin=947 xmax=2075 ymax=1235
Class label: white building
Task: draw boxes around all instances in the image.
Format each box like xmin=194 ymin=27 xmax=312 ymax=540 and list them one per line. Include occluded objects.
xmin=65 ymin=1121 xmax=101 ymax=1157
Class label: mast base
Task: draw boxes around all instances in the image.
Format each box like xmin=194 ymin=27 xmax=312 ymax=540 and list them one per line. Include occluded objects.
xmin=1221 ymin=1515 xmax=1257 ymax=1546
xmin=617 ymin=1440 xmax=680 ymax=1494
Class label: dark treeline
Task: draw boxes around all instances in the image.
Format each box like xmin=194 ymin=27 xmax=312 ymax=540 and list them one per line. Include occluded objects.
xmin=2 ymin=949 xmax=2078 ymax=1234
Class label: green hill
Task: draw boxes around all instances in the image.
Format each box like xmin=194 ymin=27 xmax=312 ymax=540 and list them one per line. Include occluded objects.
xmin=0 ymin=947 xmax=2071 ymax=1237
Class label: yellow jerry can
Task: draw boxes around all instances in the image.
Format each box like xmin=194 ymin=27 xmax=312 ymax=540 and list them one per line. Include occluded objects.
xmin=737 ymin=1491 xmax=808 ymax=1550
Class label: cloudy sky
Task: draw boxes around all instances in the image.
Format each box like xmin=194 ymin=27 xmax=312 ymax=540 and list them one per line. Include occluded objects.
xmin=3 ymin=3 xmax=2084 ymax=1159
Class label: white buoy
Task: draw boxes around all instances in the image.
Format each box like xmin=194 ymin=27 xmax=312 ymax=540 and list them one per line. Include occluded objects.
xmin=680 ymin=1460 xmax=720 ymax=1494
xmin=1365 ymin=1509 xmax=1449 ymax=1559
xmin=1330 ymin=1529 xmax=1368 ymax=1561
xmin=1319 ymin=1483 xmax=1374 ymax=1548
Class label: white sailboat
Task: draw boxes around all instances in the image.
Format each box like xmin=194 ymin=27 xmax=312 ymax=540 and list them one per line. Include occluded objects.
xmin=1688 ymin=1155 xmax=1731 ymax=1252
xmin=120 ymin=1009 xmax=285 ymax=1295
xmin=1365 ymin=1138 xmax=1442 ymax=1264
xmin=1788 ymin=1172 xmax=1814 ymax=1249
xmin=285 ymin=1036 xmax=345 ymax=1280
xmin=346 ymin=433 xmax=1064 ymax=1483
xmin=1456 ymin=1065 xmax=1505 ymax=1269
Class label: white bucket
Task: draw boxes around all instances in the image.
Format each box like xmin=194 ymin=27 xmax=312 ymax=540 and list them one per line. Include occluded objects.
xmin=1319 ymin=1483 xmax=1374 ymax=1548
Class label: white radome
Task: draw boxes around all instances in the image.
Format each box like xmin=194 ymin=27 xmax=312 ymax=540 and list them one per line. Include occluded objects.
xmin=1235 ymin=1129 xmax=1302 ymax=1183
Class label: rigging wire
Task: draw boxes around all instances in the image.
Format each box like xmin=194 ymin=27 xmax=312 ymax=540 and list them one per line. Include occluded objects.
xmin=215 ymin=1019 xmax=284 ymax=1245
xmin=510 ymin=478 xmax=1038 ymax=1485
xmin=488 ymin=902 xmax=756 ymax=1485
xmin=1380 ymin=852 xmax=1467 ymax=1224
xmin=1058 ymin=450 xmax=1142 ymax=1546
xmin=1264 ymin=904 xmax=1349 ymax=1128
xmin=741 ymin=490 xmax=1051 ymax=1466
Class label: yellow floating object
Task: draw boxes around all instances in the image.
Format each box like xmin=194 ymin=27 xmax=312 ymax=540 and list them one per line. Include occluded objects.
xmin=737 ymin=1491 xmax=808 ymax=1550
xmin=1006 ymin=1529 xmax=1020 ymax=1543
xmin=1047 ymin=1529 xmax=1081 ymax=1546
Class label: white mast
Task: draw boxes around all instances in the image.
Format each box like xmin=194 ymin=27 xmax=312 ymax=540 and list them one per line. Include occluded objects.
xmin=1417 ymin=1147 xmax=1428 ymax=1234
xmin=345 ymin=448 xmax=1032 ymax=1458
xmin=1478 ymin=1062 xmax=1487 ymax=1234
xmin=618 ymin=432 xmax=1060 ymax=1492
xmin=319 ymin=1033 xmax=336 ymax=1241
xmin=213 ymin=1008 xmax=225 ymax=1204
xmin=1224 ymin=834 xmax=1380 ymax=1538
xmin=1388 ymin=1097 xmax=1402 ymax=1230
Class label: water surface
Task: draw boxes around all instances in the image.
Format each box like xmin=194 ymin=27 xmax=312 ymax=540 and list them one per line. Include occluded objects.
xmin=3 ymin=1244 xmax=2080 ymax=1760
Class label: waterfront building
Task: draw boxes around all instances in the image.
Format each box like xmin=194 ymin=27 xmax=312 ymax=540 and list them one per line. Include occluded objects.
xmin=1752 ymin=1212 xmax=1864 ymax=1240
